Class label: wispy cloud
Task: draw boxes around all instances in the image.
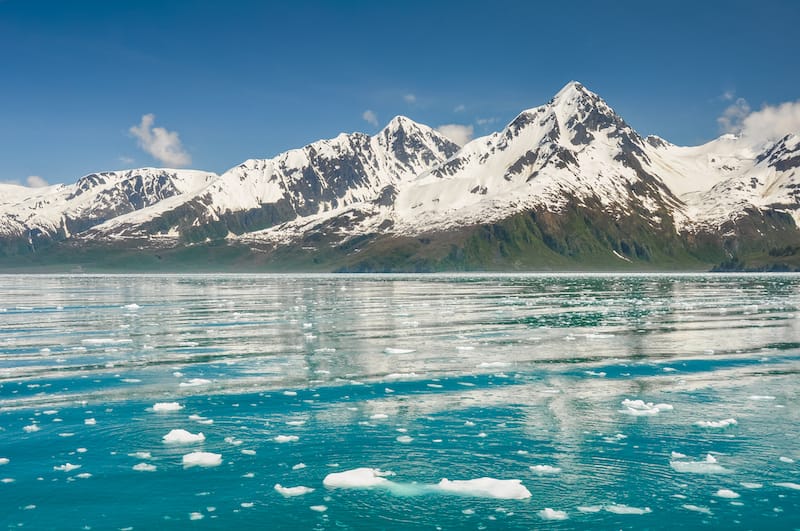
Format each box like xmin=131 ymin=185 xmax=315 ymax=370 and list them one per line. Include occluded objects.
xmin=26 ymin=175 xmax=48 ymax=187
xmin=435 ymin=124 xmax=474 ymax=146
xmin=476 ymin=117 xmax=498 ymax=126
xmin=717 ymin=98 xmax=751 ymax=134
xmin=720 ymin=90 xmax=736 ymax=102
xmin=129 ymin=114 xmax=191 ymax=167
xmin=362 ymin=110 xmax=378 ymax=127
xmin=453 ymin=104 xmax=466 ymax=113
xmin=403 ymin=93 xmax=417 ymax=104
xmin=118 ymin=156 xmax=135 ymax=166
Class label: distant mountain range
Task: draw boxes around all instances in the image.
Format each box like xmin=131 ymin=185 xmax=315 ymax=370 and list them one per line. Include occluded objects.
xmin=2 ymin=82 xmax=800 ymax=272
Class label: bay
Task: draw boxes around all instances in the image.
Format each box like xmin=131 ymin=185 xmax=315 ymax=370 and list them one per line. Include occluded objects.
xmin=1 ymin=273 xmax=799 ymax=529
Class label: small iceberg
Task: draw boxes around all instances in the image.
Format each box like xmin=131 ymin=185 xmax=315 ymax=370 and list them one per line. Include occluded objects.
xmin=274 ymin=484 xmax=315 ymax=497
xmin=670 ymin=453 xmax=730 ymax=474
xmin=182 ymin=451 xmax=221 ymax=468
xmin=163 ymin=429 xmax=205 ymax=444
xmin=620 ymin=399 xmax=673 ymax=416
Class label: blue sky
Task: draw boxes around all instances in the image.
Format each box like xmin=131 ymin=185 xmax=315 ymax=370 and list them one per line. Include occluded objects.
xmin=1 ymin=0 xmax=798 ymax=185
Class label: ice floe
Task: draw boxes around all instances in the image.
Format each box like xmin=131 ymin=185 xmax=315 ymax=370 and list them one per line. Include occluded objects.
xmin=604 ymin=504 xmax=652 ymax=515
xmin=23 ymin=424 xmax=40 ymax=433
xmin=620 ymin=399 xmax=673 ymax=416
xmin=670 ymin=454 xmax=730 ymax=474
xmin=683 ymin=504 xmax=712 ymax=515
xmin=309 ymin=505 xmax=327 ymax=512
xmin=153 ymin=402 xmax=184 ymax=412
xmin=396 ymin=435 xmax=413 ymax=443
xmin=182 ymin=452 xmax=222 ymax=468
xmin=274 ymin=435 xmax=299 ymax=443
xmin=53 ymin=463 xmax=81 ymax=472
xmin=323 ymin=468 xmax=393 ymax=488
xmin=384 ymin=348 xmax=416 ymax=355
xmin=0 ymin=458 xmax=8 ymax=465
xmin=84 ymin=418 xmax=96 ymax=425
xmin=779 ymin=456 xmax=795 ymax=463
xmin=539 ymin=508 xmax=568 ymax=520
xmin=179 ymin=378 xmax=211 ymax=388
xmin=695 ymin=418 xmax=737 ymax=428
xmin=133 ymin=463 xmax=157 ymax=472
xmin=530 ymin=465 xmax=561 ymax=475
xmin=123 ymin=304 xmax=141 ymax=310
xmin=292 ymin=463 xmax=307 ymax=470
xmin=274 ymin=484 xmax=315 ymax=497
xmin=163 ymin=429 xmax=205 ymax=444
xmin=436 ymin=478 xmax=532 ymax=499
xmin=189 ymin=512 xmax=204 ymax=520
xmin=775 ymin=482 xmax=800 ymax=490
xmin=715 ymin=488 xmax=739 ymax=498
xmin=129 ymin=451 xmax=151 ymax=459
xmin=740 ymin=482 xmax=763 ymax=489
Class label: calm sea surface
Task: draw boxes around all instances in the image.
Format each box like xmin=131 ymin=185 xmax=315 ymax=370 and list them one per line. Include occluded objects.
xmin=1 ymin=274 xmax=799 ymax=529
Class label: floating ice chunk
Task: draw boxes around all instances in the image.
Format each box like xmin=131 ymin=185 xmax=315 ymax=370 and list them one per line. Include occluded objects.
xmin=323 ymin=468 xmax=393 ymax=488
xmin=740 ymin=482 xmax=762 ymax=489
xmin=370 ymin=413 xmax=389 ymax=420
xmin=283 ymin=390 xmax=297 ymax=397
xmin=530 ymin=465 xmax=561 ymax=475
xmin=775 ymin=482 xmax=800 ymax=490
xmin=163 ymin=429 xmax=205 ymax=444
xmin=683 ymin=504 xmax=712 ymax=515
xmin=292 ymin=463 xmax=307 ymax=470
xmin=76 ymin=448 xmax=87 ymax=453
xmin=133 ymin=463 xmax=157 ymax=472
xmin=384 ymin=372 xmax=419 ymax=380
xmin=53 ymin=463 xmax=81 ymax=472
xmin=179 ymin=378 xmax=211 ymax=388
xmin=23 ymin=424 xmax=40 ymax=433
xmin=286 ymin=420 xmax=306 ymax=426
xmin=0 ymin=458 xmax=8 ymax=465
xmin=671 ymin=452 xmax=687 ymax=459
xmin=241 ymin=449 xmax=256 ymax=456
xmin=779 ymin=456 xmax=795 ymax=463
xmin=310 ymin=505 xmax=327 ymax=512
xmin=464 ymin=421 xmax=476 ymax=427
xmin=129 ymin=451 xmax=151 ymax=459
xmin=384 ymin=348 xmax=416 ymax=355
xmin=620 ymin=399 xmax=673 ymax=416
xmin=695 ymin=418 xmax=737 ymax=428
xmin=123 ymin=304 xmax=141 ymax=310
xmin=670 ymin=454 xmax=730 ymax=474
xmin=748 ymin=395 xmax=776 ymax=401
xmin=182 ymin=452 xmax=222 ymax=468
xmin=81 ymin=338 xmax=132 ymax=345
xmin=274 ymin=435 xmax=299 ymax=443
xmin=188 ymin=414 xmax=213 ymax=424
xmin=1 ymin=478 xmax=15 ymax=483
xmin=539 ymin=508 xmax=568 ymax=520
xmin=224 ymin=437 xmax=243 ymax=446
xmin=153 ymin=402 xmax=184 ymax=412
xmin=604 ymin=504 xmax=651 ymax=515
xmin=436 ymin=478 xmax=532 ymax=500
xmin=477 ymin=362 xmax=510 ymax=368
xmin=577 ymin=506 xmax=603 ymax=513
xmin=84 ymin=418 xmax=96 ymax=426
xmin=274 ymin=484 xmax=315 ymax=497
xmin=189 ymin=512 xmax=204 ymax=520
xmin=240 ymin=502 xmax=254 ymax=508
xmin=75 ymin=473 xmax=92 ymax=479
xmin=715 ymin=489 xmax=740 ymax=499
xmin=396 ymin=435 xmax=414 ymax=443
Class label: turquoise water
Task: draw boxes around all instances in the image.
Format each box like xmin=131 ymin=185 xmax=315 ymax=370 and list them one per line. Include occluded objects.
xmin=1 ymin=274 xmax=799 ymax=529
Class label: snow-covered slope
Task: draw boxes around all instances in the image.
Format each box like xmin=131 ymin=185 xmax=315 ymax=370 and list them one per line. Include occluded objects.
xmin=0 ymin=169 xmax=217 ymax=244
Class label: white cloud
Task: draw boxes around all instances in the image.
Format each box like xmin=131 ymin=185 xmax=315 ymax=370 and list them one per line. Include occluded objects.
xmin=720 ymin=90 xmax=736 ymax=102
xmin=454 ymin=104 xmax=466 ymax=113
xmin=26 ymin=175 xmax=48 ymax=187
xmin=362 ymin=109 xmax=378 ymax=127
xmin=717 ymin=98 xmax=751 ymax=134
xmin=129 ymin=114 xmax=191 ymax=167
xmin=739 ymin=100 xmax=800 ymax=144
xmin=118 ymin=156 xmax=135 ymax=166
xmin=435 ymin=124 xmax=474 ymax=146
xmin=476 ymin=117 xmax=498 ymax=126
xmin=403 ymin=93 xmax=417 ymax=104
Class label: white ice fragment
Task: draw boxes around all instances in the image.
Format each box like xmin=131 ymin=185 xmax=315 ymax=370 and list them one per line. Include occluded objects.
xmin=775 ymin=482 xmax=800 ymax=490
xmin=188 ymin=414 xmax=213 ymax=424
xmin=23 ymin=424 xmax=40 ymax=433
xmin=671 ymin=452 xmax=687 ymax=459
xmin=477 ymin=362 xmax=510 ymax=368
xmin=292 ymin=463 xmax=307 ymax=470
xmin=740 ymin=482 xmax=763 ymax=489
xmin=153 ymin=402 xmax=184 ymax=412
xmin=683 ymin=504 xmax=712 ymax=515
xmin=370 ymin=413 xmax=389 ymax=420
xmin=748 ymin=395 xmax=776 ymax=400
xmin=283 ymin=390 xmax=297 ymax=397
xmin=133 ymin=463 xmax=157 ymax=472
xmin=163 ymin=429 xmax=205 ymax=444
xmin=530 ymin=465 xmax=561 ymax=475
xmin=1 ymin=478 xmax=15 ymax=483
xmin=670 ymin=453 xmax=730 ymax=474
xmin=396 ymin=435 xmax=413 ymax=443
xmin=224 ymin=436 xmax=243 ymax=446
xmin=75 ymin=472 xmax=92 ymax=479
xmin=436 ymin=478 xmax=532 ymax=500
xmin=604 ymin=504 xmax=652 ymax=515
xmin=0 ymin=458 xmax=8 ymax=465
xmin=53 ymin=463 xmax=81 ymax=472
xmin=309 ymin=505 xmax=327 ymax=512
xmin=779 ymin=456 xmax=795 ymax=463
xmin=695 ymin=418 xmax=737 ymax=428
xmin=129 ymin=451 xmax=151 ymax=459
xmin=577 ymin=505 xmax=603 ymax=513
xmin=189 ymin=512 xmax=204 ymax=520
xmin=620 ymin=399 xmax=673 ymax=416
xmin=715 ymin=488 xmax=740 ymax=499
xmin=179 ymin=378 xmax=211 ymax=388
xmin=182 ymin=452 xmax=222 ymax=468
xmin=384 ymin=348 xmax=416 ymax=355
xmin=123 ymin=304 xmax=141 ymax=310
xmin=323 ymin=468 xmax=393 ymax=488
xmin=76 ymin=448 xmax=87 ymax=453
xmin=274 ymin=435 xmax=299 ymax=443
xmin=84 ymin=418 xmax=96 ymax=426
xmin=274 ymin=484 xmax=315 ymax=497
xmin=539 ymin=508 xmax=568 ymax=520
xmin=241 ymin=449 xmax=256 ymax=456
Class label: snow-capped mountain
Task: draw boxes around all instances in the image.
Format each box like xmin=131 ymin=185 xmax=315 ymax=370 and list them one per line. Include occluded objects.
xmin=2 ymin=81 xmax=799 ymax=271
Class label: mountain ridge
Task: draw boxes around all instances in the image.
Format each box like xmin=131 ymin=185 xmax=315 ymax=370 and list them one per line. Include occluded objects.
xmin=2 ymin=81 xmax=800 ymax=272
